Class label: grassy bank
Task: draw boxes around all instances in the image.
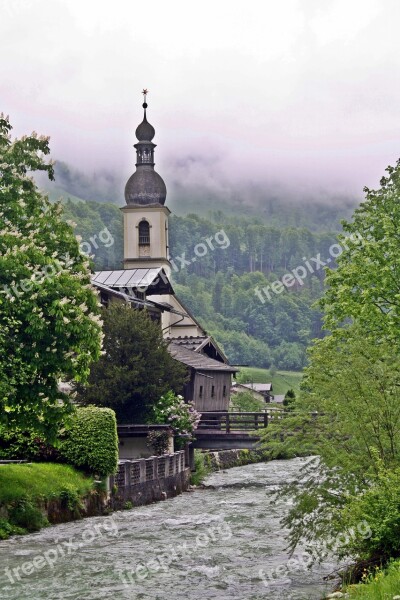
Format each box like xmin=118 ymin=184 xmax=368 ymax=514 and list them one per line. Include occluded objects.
xmin=236 ymin=367 xmax=303 ymax=395
xmin=0 ymin=463 xmax=95 ymax=539
xmin=342 ymin=561 xmax=400 ymax=598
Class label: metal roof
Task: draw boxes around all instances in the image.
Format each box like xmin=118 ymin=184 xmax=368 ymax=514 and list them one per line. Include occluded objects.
xmin=92 ymin=268 xmax=166 ymax=288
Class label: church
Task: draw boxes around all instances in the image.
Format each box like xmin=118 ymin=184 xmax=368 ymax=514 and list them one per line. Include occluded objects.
xmin=91 ymin=93 xmax=237 ymax=413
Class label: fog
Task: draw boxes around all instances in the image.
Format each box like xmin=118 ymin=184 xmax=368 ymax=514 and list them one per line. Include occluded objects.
xmin=2 ymin=0 xmax=400 ymax=203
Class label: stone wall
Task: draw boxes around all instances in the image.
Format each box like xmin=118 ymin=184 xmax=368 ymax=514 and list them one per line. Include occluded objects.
xmin=109 ymin=450 xmax=191 ymax=509
xmin=203 ymin=448 xmax=269 ymax=472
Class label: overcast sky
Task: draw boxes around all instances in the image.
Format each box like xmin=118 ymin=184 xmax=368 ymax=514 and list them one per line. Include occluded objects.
xmin=2 ymin=0 xmax=400 ymax=201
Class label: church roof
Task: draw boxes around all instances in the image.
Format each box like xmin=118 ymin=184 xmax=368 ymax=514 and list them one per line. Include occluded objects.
xmin=92 ymin=267 xmax=173 ymax=294
xmin=125 ymin=166 xmax=166 ymax=206
xmin=124 ymin=96 xmax=167 ymax=207
xmin=135 ymin=112 xmax=155 ymax=142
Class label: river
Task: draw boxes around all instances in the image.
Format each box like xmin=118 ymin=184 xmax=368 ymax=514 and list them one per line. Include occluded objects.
xmin=0 ymin=458 xmax=337 ymax=599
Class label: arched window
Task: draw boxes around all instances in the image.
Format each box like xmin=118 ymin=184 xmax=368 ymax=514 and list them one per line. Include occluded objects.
xmin=138 ymin=220 xmax=150 ymax=245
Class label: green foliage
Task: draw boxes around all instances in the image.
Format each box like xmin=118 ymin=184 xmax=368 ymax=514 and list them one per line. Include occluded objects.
xmin=0 ymin=519 xmax=24 ymax=539
xmin=0 ymin=463 xmax=94 ymax=538
xmin=76 ymin=303 xmax=188 ymax=423
xmin=59 ymin=406 xmax=118 ymax=476
xmin=8 ymin=499 xmax=47 ymax=532
xmin=0 ymin=425 xmax=61 ymax=461
xmin=147 ymin=430 xmax=171 ymax=456
xmin=62 ymin=199 xmax=123 ymax=270
xmin=320 ymin=159 xmax=400 ymax=340
xmin=342 ymin=466 xmax=400 ymax=562
xmin=344 ymin=560 xmax=400 ymax=599
xmin=0 ymin=463 xmax=93 ymax=505
xmin=280 ymin=161 xmax=400 ymax=570
xmin=283 ymin=388 xmax=296 ymax=410
xmin=236 ymin=367 xmax=303 ymax=395
xmin=303 ymin=327 xmax=400 ymax=473
xmin=0 ymin=407 xmax=118 ymax=478
xmin=0 ymin=115 xmax=102 ymax=439
xmin=190 ymin=450 xmax=211 ymax=486
xmin=230 ymin=391 xmax=265 ymax=412
xmin=277 ymin=329 xmax=400 ymax=562
xmin=58 ymin=484 xmax=86 ymax=515
xmin=259 ymin=413 xmax=324 ymax=460
xmin=62 ymin=195 xmax=341 ymax=369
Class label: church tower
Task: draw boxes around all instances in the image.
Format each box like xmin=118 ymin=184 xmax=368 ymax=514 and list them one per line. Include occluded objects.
xmin=121 ymin=90 xmax=170 ymax=270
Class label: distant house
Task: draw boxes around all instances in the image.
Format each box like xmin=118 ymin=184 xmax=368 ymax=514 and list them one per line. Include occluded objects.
xmin=169 ymin=343 xmax=237 ymax=412
xmin=232 ymin=382 xmax=274 ymax=403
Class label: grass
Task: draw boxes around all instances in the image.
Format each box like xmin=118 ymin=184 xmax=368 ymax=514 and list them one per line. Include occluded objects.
xmin=190 ymin=451 xmax=211 ymax=486
xmin=0 ymin=463 xmax=94 ymax=504
xmin=236 ymin=367 xmax=303 ymax=396
xmin=344 ymin=561 xmax=400 ymax=598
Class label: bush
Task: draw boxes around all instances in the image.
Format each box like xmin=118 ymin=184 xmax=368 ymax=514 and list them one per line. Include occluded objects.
xmin=59 ymin=406 xmax=118 ymax=476
xmin=341 ymin=466 xmax=400 ymax=562
xmin=8 ymin=499 xmax=47 ymax=532
xmin=283 ymin=389 xmax=296 ymax=411
xmin=190 ymin=451 xmax=211 ymax=486
xmin=0 ymin=425 xmax=60 ymax=462
xmin=230 ymin=391 xmax=265 ymax=412
xmin=0 ymin=519 xmax=25 ymax=539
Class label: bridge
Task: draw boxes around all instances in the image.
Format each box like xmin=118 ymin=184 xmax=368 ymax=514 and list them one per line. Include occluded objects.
xmin=193 ymin=411 xmax=278 ymax=450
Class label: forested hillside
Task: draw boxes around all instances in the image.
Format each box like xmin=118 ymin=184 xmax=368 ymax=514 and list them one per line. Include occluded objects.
xmin=60 ymin=196 xmax=347 ymax=369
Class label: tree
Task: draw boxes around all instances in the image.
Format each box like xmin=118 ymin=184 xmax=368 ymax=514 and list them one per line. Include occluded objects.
xmin=283 ymin=388 xmax=296 ymax=410
xmin=76 ymin=303 xmax=188 ymax=423
xmin=0 ymin=115 xmax=102 ymax=439
xmin=274 ymin=327 xmax=400 ymax=563
xmin=321 ymin=159 xmax=400 ymax=340
xmin=273 ymin=161 xmax=400 ymax=567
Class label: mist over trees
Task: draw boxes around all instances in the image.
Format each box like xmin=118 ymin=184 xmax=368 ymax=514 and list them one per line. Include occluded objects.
xmin=60 ymin=194 xmax=347 ymax=369
xmin=45 ymin=158 xmax=358 ymax=370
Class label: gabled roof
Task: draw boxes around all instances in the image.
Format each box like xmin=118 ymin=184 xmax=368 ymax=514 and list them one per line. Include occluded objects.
xmin=169 ymin=342 xmax=237 ymax=373
xmin=239 ymin=383 xmax=273 ymax=392
xmin=169 ymin=335 xmax=229 ymax=364
xmin=92 ymin=268 xmax=173 ymax=294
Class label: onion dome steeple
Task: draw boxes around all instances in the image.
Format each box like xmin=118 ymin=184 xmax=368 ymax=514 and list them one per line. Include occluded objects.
xmin=124 ymin=89 xmax=167 ymax=206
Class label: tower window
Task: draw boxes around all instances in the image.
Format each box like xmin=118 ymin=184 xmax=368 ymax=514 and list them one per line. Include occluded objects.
xmin=138 ymin=220 xmax=150 ymax=245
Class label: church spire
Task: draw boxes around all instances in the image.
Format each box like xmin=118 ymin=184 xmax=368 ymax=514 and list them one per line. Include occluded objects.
xmin=135 ymin=89 xmax=156 ymax=149
xmin=124 ymin=90 xmax=167 ymax=206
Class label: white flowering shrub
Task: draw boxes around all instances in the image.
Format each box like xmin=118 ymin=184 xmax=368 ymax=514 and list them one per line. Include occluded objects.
xmin=0 ymin=115 xmax=103 ymax=439
xmin=153 ymin=391 xmax=201 ymax=447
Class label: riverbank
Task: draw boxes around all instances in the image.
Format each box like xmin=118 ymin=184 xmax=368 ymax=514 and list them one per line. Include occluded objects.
xmin=190 ymin=447 xmax=272 ymax=485
xmin=0 ymin=458 xmax=336 ymax=599
xmin=0 ymin=463 xmax=107 ymax=540
xmin=324 ymin=560 xmax=400 ymax=599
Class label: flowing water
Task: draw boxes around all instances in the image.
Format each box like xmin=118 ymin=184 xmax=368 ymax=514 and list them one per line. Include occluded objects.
xmin=0 ymin=458 xmax=337 ymax=599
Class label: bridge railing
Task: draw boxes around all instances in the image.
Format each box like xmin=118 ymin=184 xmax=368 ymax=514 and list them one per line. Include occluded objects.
xmin=197 ymin=412 xmax=273 ymax=433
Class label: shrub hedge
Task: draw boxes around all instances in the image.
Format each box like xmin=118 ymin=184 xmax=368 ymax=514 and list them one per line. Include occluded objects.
xmin=59 ymin=406 xmax=118 ymax=476
xmin=0 ymin=406 xmax=119 ymax=476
